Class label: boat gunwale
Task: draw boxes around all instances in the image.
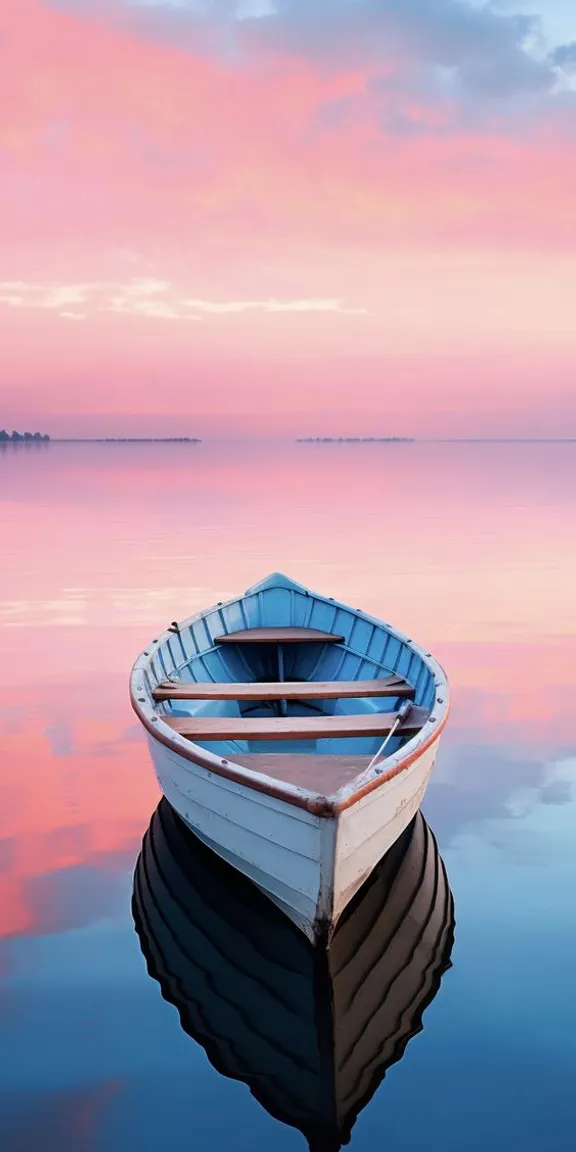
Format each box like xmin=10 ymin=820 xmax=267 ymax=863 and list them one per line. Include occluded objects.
xmin=130 ymin=577 xmax=450 ymax=817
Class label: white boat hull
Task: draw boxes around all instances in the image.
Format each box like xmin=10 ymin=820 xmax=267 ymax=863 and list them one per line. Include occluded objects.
xmin=147 ymin=730 xmax=441 ymax=942
xmin=132 ymin=572 xmax=450 ymax=940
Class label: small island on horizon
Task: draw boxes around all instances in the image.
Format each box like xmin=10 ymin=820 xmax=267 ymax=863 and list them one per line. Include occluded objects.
xmin=296 ymin=436 xmax=414 ymax=443
xmin=1 ymin=430 xmax=203 ymax=444
xmin=1 ymin=428 xmax=50 ymax=442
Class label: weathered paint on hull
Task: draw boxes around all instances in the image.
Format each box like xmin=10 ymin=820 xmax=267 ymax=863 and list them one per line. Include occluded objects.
xmin=148 ymin=730 xmax=441 ymax=942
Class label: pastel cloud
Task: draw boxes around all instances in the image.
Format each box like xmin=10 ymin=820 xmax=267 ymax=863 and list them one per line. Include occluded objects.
xmin=249 ymin=0 xmax=550 ymax=85
xmin=72 ymin=0 xmax=576 ymax=105
xmin=0 ymin=278 xmax=367 ymax=320
xmin=2 ymin=1 xmax=573 ymax=259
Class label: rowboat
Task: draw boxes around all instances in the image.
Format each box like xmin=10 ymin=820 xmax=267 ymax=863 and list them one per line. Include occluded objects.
xmin=130 ymin=572 xmax=449 ymax=942
xmin=133 ymin=800 xmax=454 ymax=1150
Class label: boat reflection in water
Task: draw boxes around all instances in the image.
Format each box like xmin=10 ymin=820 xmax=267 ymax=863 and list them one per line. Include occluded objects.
xmin=132 ymin=800 xmax=454 ymax=1150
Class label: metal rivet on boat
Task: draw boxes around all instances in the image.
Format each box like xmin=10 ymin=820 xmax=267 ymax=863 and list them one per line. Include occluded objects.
xmin=437 ymin=697 xmax=443 ymax=704
xmin=138 ymin=697 xmax=146 ymax=703
xmin=143 ymin=651 xmax=149 ymax=656
xmin=221 ymin=759 xmax=228 ymax=765
xmin=151 ymin=717 xmax=158 ymax=722
xmin=430 ymin=716 xmax=436 ymax=722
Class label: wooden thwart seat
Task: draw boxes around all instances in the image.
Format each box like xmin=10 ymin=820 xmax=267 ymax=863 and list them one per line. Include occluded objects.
xmin=163 ymin=707 xmax=427 ymax=742
xmin=153 ymin=675 xmax=413 ymax=702
xmin=214 ymin=626 xmax=345 ymax=644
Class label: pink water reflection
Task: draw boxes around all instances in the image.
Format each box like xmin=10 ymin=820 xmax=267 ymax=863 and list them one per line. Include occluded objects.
xmin=1 ymin=441 xmax=574 ymax=941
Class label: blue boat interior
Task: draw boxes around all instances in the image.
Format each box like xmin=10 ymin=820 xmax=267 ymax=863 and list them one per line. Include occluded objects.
xmin=143 ymin=576 xmax=437 ymax=776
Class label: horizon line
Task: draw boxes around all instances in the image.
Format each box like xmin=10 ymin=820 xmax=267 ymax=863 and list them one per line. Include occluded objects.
xmin=3 ymin=435 xmax=576 ymax=444
xmin=42 ymin=435 xmax=576 ymax=443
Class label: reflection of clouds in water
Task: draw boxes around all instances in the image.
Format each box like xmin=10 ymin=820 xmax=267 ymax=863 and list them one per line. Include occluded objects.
xmin=540 ymin=779 xmax=573 ymax=804
xmin=26 ymin=864 xmax=131 ymax=938
xmin=44 ymin=723 xmax=77 ymax=758
xmin=426 ymin=744 xmax=576 ymax=845
xmin=433 ymin=742 xmax=542 ymax=791
xmin=506 ymin=757 xmax=576 ymax=818
xmin=0 ymin=596 xmax=86 ymax=627
xmin=44 ymin=714 xmax=144 ymax=761
xmin=0 ymin=837 xmax=15 ymax=874
xmin=481 ymin=827 xmax=552 ymax=867
xmin=85 ymin=724 xmax=144 ymax=757
xmin=0 ymin=707 xmax=29 ymax=735
xmin=424 ymin=742 xmax=544 ymax=842
xmin=0 ymin=586 xmax=231 ymax=627
xmin=0 ymin=1081 xmax=121 ymax=1152
xmin=0 ymin=840 xmax=145 ymax=945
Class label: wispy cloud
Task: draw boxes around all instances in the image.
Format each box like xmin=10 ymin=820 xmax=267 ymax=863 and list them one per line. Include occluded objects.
xmin=182 ymin=297 xmax=368 ymax=315
xmin=0 ymin=279 xmax=369 ymax=320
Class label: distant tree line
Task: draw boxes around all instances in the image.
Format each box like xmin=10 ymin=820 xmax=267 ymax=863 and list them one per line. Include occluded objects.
xmin=0 ymin=429 xmax=50 ymax=442
xmin=296 ymin=436 xmax=414 ymax=443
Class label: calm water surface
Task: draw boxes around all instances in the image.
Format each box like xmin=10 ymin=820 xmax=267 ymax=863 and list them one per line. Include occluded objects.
xmin=1 ymin=441 xmax=575 ymax=1150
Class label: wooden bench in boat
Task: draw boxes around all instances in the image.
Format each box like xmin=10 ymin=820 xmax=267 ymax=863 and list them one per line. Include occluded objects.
xmin=153 ymin=675 xmax=413 ymax=702
xmin=211 ymin=626 xmax=347 ymax=718
xmin=214 ymin=626 xmax=345 ymax=644
xmin=163 ymin=707 xmax=427 ymax=742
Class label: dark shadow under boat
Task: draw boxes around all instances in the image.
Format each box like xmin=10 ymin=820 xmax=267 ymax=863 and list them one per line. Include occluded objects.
xmin=132 ymin=800 xmax=455 ymax=1150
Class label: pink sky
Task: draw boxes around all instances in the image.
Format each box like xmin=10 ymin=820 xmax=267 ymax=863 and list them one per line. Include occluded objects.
xmin=1 ymin=0 xmax=576 ymax=437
